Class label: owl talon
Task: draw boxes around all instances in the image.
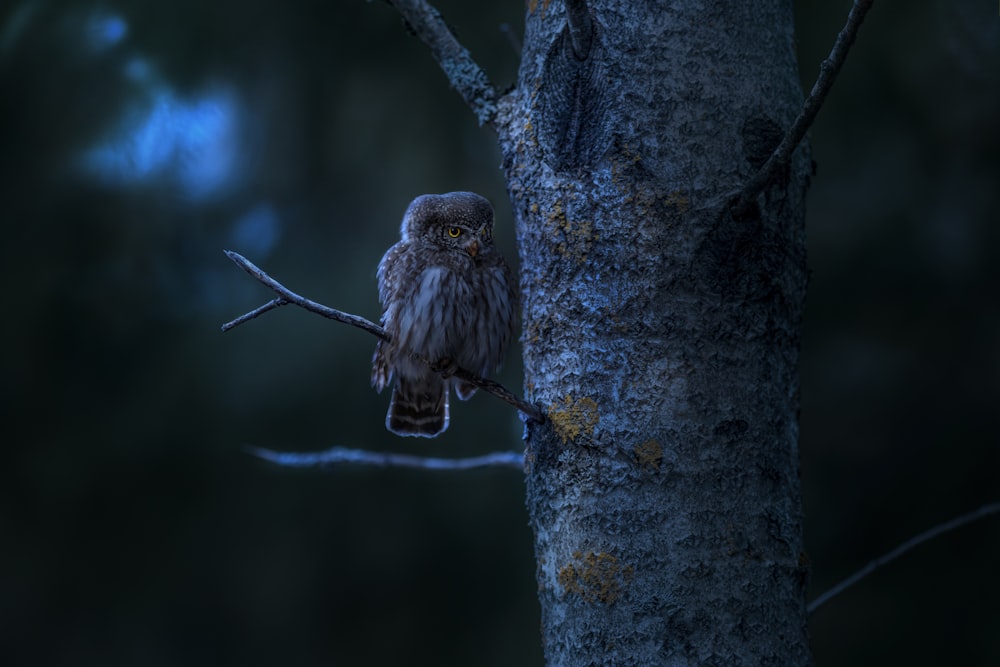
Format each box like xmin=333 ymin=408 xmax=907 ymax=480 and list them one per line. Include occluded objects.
xmin=430 ymin=357 xmax=459 ymax=378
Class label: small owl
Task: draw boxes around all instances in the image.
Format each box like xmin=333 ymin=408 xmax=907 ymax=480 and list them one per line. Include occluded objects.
xmin=371 ymin=192 xmax=518 ymax=437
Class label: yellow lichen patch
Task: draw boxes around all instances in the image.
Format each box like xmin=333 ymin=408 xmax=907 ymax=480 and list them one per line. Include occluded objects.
xmin=549 ymin=395 xmax=599 ymax=444
xmin=633 ymin=439 xmax=663 ymax=471
xmin=523 ymin=320 xmax=538 ymax=345
xmin=557 ymin=551 xmax=634 ymax=604
xmin=514 ymin=93 xmax=540 ymax=157
xmin=547 ymin=199 xmax=595 ymax=264
xmin=609 ymin=142 xmax=643 ymax=194
xmin=663 ymin=190 xmax=690 ymax=214
xmin=547 ymin=198 xmax=566 ymax=228
xmin=523 ymin=316 xmax=550 ymax=346
xmin=527 ymin=0 xmax=553 ymax=18
xmin=522 ymin=117 xmax=538 ymax=148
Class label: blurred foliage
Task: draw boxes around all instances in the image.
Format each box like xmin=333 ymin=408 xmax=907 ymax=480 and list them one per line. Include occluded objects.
xmin=0 ymin=0 xmax=997 ymax=665
xmin=799 ymin=2 xmax=1000 ymax=664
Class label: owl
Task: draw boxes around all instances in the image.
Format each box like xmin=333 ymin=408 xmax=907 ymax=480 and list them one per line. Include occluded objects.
xmin=371 ymin=192 xmax=518 ymax=437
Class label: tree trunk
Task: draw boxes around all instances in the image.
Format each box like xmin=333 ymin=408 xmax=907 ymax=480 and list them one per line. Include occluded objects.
xmin=495 ymin=1 xmax=813 ymax=663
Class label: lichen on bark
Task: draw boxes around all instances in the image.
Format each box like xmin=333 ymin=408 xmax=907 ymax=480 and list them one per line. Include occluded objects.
xmin=496 ymin=0 xmax=814 ymax=664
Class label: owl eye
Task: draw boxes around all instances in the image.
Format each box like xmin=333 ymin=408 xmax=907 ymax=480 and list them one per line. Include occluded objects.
xmin=447 ymin=226 xmax=462 ymax=238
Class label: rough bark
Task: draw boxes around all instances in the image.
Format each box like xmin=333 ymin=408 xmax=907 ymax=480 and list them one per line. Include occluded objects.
xmin=494 ymin=1 xmax=813 ymax=664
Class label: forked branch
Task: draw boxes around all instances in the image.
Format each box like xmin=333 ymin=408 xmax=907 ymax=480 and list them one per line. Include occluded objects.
xmin=733 ymin=0 xmax=875 ymax=217
xmin=221 ymin=250 xmax=544 ymax=424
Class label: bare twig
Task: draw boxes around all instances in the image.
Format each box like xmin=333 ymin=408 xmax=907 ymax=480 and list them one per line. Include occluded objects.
xmin=247 ymin=444 xmax=525 ymax=471
xmin=808 ymin=501 xmax=1000 ymax=615
xmin=565 ymin=0 xmax=593 ymax=60
xmin=221 ymin=250 xmax=544 ymax=424
xmin=386 ymin=0 xmax=498 ymax=127
xmin=221 ymin=297 xmax=289 ymax=332
xmin=222 ymin=250 xmax=388 ymax=340
xmin=733 ymin=0 xmax=875 ymax=217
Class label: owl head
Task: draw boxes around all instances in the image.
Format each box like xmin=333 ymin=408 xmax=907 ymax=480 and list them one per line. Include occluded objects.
xmin=400 ymin=192 xmax=495 ymax=257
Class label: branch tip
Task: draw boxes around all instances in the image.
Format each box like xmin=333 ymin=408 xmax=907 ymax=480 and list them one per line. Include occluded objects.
xmin=220 ymin=297 xmax=288 ymax=332
xmin=733 ymin=0 xmax=875 ymax=217
xmin=808 ymin=500 xmax=1000 ymax=614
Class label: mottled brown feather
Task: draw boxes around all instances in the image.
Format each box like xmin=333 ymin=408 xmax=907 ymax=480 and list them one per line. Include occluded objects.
xmin=371 ymin=192 xmax=518 ymax=437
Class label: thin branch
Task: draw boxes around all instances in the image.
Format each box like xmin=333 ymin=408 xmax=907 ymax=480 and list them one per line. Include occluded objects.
xmin=222 ymin=250 xmax=388 ymax=340
xmin=221 ymin=297 xmax=288 ymax=332
xmin=808 ymin=501 xmax=1000 ymax=615
xmin=222 ymin=250 xmax=545 ymax=424
xmin=565 ymin=0 xmax=593 ymax=60
xmin=386 ymin=0 xmax=498 ymax=127
xmin=247 ymin=445 xmax=525 ymax=471
xmin=733 ymin=0 xmax=875 ymax=217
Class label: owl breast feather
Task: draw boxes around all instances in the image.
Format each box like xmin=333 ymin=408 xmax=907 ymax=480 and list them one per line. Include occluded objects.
xmin=395 ymin=263 xmax=512 ymax=376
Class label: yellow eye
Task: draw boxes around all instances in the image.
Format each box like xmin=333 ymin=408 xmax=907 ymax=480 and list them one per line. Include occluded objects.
xmin=447 ymin=226 xmax=462 ymax=238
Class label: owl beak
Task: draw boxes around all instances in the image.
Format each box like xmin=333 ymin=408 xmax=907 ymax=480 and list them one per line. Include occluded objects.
xmin=466 ymin=240 xmax=480 ymax=257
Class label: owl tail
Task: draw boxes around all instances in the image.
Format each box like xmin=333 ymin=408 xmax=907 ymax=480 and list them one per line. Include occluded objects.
xmin=386 ymin=375 xmax=449 ymax=437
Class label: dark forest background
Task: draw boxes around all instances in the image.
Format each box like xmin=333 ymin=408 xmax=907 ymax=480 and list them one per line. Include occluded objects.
xmin=2 ymin=1 xmax=998 ymax=665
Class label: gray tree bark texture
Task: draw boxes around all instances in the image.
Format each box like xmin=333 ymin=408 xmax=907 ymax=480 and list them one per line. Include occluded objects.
xmin=494 ymin=1 xmax=813 ymax=664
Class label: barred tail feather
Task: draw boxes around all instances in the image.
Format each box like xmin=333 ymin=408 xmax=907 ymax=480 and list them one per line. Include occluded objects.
xmin=386 ymin=376 xmax=449 ymax=437
xmin=371 ymin=340 xmax=392 ymax=392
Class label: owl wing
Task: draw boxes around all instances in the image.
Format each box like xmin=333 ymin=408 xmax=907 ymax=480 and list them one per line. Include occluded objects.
xmin=453 ymin=254 xmax=518 ymax=401
xmin=487 ymin=253 xmax=520 ymax=370
xmin=371 ymin=241 xmax=409 ymax=392
xmin=376 ymin=241 xmax=408 ymax=312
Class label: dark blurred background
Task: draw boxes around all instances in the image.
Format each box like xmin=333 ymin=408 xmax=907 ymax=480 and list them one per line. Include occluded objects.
xmin=1 ymin=1 xmax=997 ymax=665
